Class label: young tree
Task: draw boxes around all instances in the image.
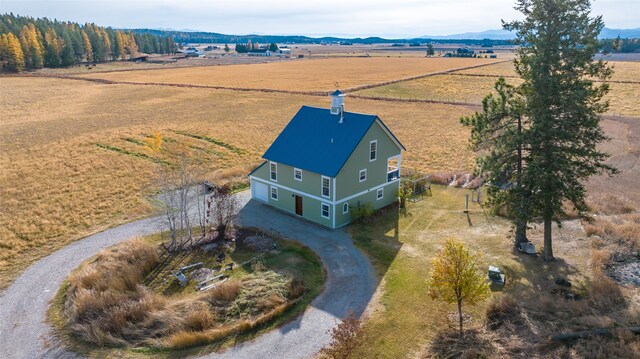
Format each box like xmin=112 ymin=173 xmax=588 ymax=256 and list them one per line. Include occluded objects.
xmin=461 ymin=78 xmax=530 ymax=247
xmin=504 ymin=0 xmax=617 ymax=260
xmin=428 ymin=238 xmax=489 ymax=336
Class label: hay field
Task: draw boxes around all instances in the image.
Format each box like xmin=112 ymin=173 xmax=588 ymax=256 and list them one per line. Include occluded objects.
xmin=0 ymin=76 xmax=475 ymax=290
xmin=356 ymin=74 xmax=524 ymax=104
xmin=73 ymin=57 xmax=501 ymax=91
xmin=356 ymin=63 xmax=640 ymax=117
xmin=455 ymin=59 xmax=640 ymax=83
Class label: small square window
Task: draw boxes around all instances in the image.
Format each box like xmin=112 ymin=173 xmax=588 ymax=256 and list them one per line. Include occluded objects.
xmin=377 ymin=188 xmax=384 ymax=200
xmin=271 ymin=187 xmax=278 ymax=200
xmin=294 ymin=168 xmax=302 ymax=181
xmin=343 ymin=203 xmax=349 ymax=214
xmin=359 ymin=169 xmax=367 ymax=182
xmin=321 ymin=203 xmax=330 ymax=219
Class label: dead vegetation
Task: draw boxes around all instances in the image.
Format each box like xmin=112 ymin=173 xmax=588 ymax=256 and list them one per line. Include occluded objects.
xmin=61 ymin=238 xmax=305 ymax=349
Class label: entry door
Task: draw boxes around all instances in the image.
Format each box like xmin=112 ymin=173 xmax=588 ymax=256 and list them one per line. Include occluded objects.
xmin=295 ymin=195 xmax=303 ymax=216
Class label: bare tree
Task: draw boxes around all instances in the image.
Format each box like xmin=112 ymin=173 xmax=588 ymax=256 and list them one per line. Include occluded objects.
xmin=207 ymin=185 xmax=239 ymax=241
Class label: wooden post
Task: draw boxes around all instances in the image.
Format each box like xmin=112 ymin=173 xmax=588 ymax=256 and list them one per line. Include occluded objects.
xmin=464 ymin=194 xmax=469 ymax=213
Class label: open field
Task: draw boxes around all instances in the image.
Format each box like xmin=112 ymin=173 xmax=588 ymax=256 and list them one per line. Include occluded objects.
xmin=72 ymin=57 xmax=502 ymax=92
xmin=455 ymin=59 xmax=640 ymax=83
xmin=0 ymin=76 xmax=476 ymax=290
xmin=356 ymin=74 xmax=524 ymax=104
xmin=355 ymin=61 xmax=640 ymax=117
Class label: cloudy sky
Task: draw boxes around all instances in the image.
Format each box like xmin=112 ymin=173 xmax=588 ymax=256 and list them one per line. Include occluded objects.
xmin=2 ymin=0 xmax=637 ymax=38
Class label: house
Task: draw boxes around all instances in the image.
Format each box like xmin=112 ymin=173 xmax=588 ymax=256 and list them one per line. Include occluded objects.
xmin=249 ymin=90 xmax=405 ymax=228
xmin=247 ymin=49 xmax=272 ymax=57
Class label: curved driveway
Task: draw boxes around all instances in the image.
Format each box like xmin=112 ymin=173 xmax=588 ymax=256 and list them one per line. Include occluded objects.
xmin=0 ymin=191 xmax=376 ymax=359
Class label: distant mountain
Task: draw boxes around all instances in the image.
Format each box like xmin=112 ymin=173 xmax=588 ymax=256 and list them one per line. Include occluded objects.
xmin=421 ymin=29 xmax=515 ymax=40
xmin=421 ymin=27 xmax=640 ymax=40
xmin=130 ymin=26 xmax=639 ymax=46
xmin=599 ymin=27 xmax=640 ymax=39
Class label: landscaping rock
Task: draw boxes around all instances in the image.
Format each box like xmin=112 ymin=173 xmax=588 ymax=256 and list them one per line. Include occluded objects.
xmin=244 ymin=235 xmax=277 ymax=252
xmin=555 ymin=278 xmax=572 ymax=287
xmin=190 ymin=268 xmax=215 ymax=282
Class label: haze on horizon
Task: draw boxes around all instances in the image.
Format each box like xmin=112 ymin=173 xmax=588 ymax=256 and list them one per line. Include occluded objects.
xmin=2 ymin=0 xmax=637 ymax=38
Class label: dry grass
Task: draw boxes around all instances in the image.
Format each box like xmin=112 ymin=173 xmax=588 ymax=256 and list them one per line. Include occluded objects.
xmin=61 ymin=238 xmax=304 ymax=349
xmin=73 ymin=57 xmax=501 ymax=92
xmin=356 ymin=74 xmax=524 ymax=104
xmin=0 ymin=76 xmax=476 ymax=290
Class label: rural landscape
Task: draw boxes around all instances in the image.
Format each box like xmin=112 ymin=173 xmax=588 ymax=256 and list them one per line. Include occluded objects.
xmin=1 ymin=0 xmax=639 ymax=358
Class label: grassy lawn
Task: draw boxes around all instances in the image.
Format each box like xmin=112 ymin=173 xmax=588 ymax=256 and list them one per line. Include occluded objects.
xmin=348 ymin=185 xmax=592 ymax=358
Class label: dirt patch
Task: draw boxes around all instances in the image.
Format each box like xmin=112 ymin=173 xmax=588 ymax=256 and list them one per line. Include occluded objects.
xmin=244 ymin=235 xmax=277 ymax=252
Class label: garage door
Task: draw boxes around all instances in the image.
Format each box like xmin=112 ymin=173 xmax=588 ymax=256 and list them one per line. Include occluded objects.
xmin=253 ymin=180 xmax=269 ymax=202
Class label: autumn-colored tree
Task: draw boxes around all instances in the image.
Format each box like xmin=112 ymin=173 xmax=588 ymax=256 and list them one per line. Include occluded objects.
xmin=0 ymin=33 xmax=25 ymax=72
xmin=428 ymin=238 xmax=490 ymax=336
xmin=144 ymin=131 xmax=164 ymax=153
xmin=82 ymin=31 xmax=93 ymax=63
xmin=319 ymin=311 xmax=367 ymax=359
xmin=19 ymin=24 xmax=44 ymax=68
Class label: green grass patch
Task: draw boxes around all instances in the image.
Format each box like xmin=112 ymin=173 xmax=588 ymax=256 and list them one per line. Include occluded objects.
xmin=95 ymin=143 xmax=173 ymax=166
xmin=347 ymin=185 xmax=513 ymax=358
xmin=172 ymin=130 xmax=245 ymax=154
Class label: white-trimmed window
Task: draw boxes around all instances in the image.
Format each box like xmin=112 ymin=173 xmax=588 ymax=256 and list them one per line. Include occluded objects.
xmin=270 ymin=186 xmax=278 ymax=200
xmin=321 ymin=176 xmax=330 ymax=198
xmin=359 ymin=169 xmax=367 ymax=182
xmin=343 ymin=202 xmax=349 ymax=214
xmin=369 ymin=140 xmax=377 ymax=161
xmin=270 ymin=162 xmax=277 ymax=181
xmin=321 ymin=203 xmax=330 ymax=219
xmin=377 ymin=188 xmax=384 ymax=200
xmin=294 ymin=168 xmax=302 ymax=181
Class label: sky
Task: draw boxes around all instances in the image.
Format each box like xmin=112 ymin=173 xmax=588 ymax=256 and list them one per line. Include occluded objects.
xmin=2 ymin=0 xmax=638 ymax=38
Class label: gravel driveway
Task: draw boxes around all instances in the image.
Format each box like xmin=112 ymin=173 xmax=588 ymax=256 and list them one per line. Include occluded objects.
xmin=0 ymin=191 xmax=376 ymax=359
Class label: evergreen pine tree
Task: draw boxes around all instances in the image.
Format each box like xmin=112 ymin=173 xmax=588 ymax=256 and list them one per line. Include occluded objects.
xmin=504 ymin=0 xmax=617 ymax=260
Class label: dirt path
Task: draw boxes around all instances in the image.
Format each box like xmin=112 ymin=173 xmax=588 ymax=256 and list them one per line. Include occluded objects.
xmin=0 ymin=192 xmax=377 ymax=359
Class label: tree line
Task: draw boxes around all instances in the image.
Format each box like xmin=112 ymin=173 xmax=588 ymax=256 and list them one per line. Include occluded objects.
xmin=0 ymin=13 xmax=178 ymax=72
xmin=600 ymin=37 xmax=640 ymax=54
xmin=233 ymin=41 xmax=278 ymax=53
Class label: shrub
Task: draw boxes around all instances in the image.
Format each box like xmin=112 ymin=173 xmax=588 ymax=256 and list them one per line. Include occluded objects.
xmin=351 ymin=202 xmax=375 ymax=222
xmin=485 ymin=295 xmax=522 ymax=330
xmin=319 ymin=311 xmax=367 ymax=359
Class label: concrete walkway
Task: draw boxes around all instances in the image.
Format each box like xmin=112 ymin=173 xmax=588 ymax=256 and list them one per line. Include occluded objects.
xmin=0 ymin=191 xmax=376 ymax=359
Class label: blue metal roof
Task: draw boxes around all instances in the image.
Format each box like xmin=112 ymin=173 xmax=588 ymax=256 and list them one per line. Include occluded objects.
xmin=263 ymin=106 xmax=384 ymax=177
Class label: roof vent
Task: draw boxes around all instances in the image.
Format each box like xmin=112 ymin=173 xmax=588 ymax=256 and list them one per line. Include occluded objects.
xmin=330 ymin=89 xmax=345 ymax=117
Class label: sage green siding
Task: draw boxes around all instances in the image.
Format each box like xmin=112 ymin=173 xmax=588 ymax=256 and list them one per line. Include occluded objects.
xmin=335 ymin=121 xmax=401 ymax=200
xmin=250 ymin=161 xmax=334 ymax=227
xmin=250 ymin=120 xmax=402 ymax=229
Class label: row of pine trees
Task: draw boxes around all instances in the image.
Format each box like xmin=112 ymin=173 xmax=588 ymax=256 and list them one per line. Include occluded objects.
xmin=0 ymin=14 xmax=178 ymax=72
